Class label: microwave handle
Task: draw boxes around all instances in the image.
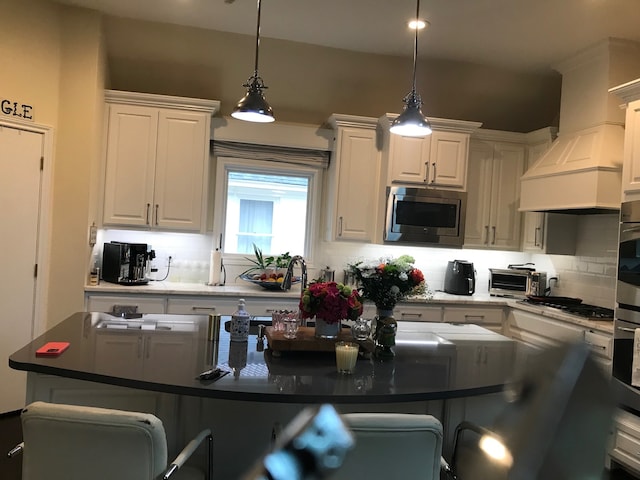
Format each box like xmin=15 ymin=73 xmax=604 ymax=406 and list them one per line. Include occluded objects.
xmin=621 ymin=225 xmax=640 ymax=243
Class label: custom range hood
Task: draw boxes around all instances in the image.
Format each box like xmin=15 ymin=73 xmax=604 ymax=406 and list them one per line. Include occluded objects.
xmin=520 ymin=39 xmax=640 ymax=214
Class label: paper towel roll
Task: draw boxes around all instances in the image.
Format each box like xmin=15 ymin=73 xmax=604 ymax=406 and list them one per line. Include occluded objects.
xmin=209 ymin=250 xmax=222 ymax=285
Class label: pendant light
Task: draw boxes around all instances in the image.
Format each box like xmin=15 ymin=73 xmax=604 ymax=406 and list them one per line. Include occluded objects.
xmin=390 ymin=0 xmax=432 ymax=137
xmin=231 ymin=0 xmax=275 ymax=123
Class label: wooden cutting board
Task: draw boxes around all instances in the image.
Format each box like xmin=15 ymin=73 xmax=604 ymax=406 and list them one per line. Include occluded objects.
xmin=265 ymin=326 xmax=374 ymax=354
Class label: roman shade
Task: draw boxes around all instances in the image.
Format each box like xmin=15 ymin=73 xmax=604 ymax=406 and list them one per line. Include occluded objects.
xmin=212 ymin=140 xmax=330 ymax=168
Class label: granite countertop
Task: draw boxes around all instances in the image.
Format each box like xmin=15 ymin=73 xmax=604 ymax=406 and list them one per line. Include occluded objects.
xmin=10 ymin=312 xmax=523 ymax=404
xmin=85 ymin=282 xmax=614 ymax=334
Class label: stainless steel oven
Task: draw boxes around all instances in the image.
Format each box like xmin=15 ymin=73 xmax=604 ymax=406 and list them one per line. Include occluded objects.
xmin=613 ymin=200 xmax=640 ymax=414
xmin=384 ymin=186 xmax=466 ymax=247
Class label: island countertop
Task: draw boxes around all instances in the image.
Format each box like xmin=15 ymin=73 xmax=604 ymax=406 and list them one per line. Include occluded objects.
xmin=10 ymin=312 xmax=524 ymax=404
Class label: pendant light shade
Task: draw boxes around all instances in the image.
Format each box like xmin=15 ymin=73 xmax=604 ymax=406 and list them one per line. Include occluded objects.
xmin=231 ymin=0 xmax=275 ymax=123
xmin=390 ymin=0 xmax=431 ymax=137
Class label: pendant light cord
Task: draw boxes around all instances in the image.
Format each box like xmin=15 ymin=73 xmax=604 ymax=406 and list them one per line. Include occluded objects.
xmin=411 ymin=0 xmax=420 ymax=95
xmin=253 ymin=0 xmax=262 ymax=78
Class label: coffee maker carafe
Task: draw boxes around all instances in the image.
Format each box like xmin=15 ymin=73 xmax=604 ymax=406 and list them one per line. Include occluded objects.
xmin=102 ymin=242 xmax=154 ymax=285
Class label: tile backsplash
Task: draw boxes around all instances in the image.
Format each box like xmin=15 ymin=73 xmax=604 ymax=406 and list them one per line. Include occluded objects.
xmin=97 ymin=213 xmax=619 ymax=308
xmin=531 ymin=214 xmax=618 ymax=309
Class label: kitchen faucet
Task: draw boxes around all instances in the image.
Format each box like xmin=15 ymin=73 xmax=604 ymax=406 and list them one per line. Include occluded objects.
xmin=282 ymin=255 xmax=307 ymax=297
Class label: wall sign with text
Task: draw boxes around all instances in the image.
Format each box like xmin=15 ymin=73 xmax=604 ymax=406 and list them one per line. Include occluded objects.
xmin=1 ymin=98 xmax=34 ymax=121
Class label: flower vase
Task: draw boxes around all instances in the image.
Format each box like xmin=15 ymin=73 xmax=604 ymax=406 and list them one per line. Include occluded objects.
xmin=373 ymin=308 xmax=397 ymax=358
xmin=315 ymin=317 xmax=341 ymax=339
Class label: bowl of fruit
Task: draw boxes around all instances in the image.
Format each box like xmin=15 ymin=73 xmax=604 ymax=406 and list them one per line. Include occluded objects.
xmin=239 ymin=271 xmax=300 ymax=290
xmin=238 ymin=245 xmax=299 ymax=290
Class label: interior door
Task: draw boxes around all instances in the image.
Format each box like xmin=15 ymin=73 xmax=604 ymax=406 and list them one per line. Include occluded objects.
xmin=0 ymin=124 xmax=43 ymax=412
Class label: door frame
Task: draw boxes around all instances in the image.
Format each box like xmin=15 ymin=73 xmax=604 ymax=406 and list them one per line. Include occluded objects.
xmin=1 ymin=117 xmax=54 ymax=337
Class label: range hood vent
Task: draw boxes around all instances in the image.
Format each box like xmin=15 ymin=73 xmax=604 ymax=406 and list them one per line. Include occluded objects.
xmin=520 ymin=38 xmax=640 ymax=213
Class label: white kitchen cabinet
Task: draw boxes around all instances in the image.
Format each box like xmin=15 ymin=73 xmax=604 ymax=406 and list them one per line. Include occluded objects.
xmin=85 ymin=294 xmax=166 ymax=314
xmin=609 ymin=409 xmax=640 ymax=476
xmin=522 ymin=212 xmax=578 ymax=254
xmin=325 ymin=114 xmax=381 ymax=242
xmin=94 ymin=330 xmax=198 ymax=383
xmin=507 ymin=309 xmax=584 ymax=350
xmin=464 ymin=133 xmax=526 ymax=250
xmin=443 ymin=306 xmax=505 ymax=334
xmin=102 ymin=90 xmax=219 ymax=231
xmin=379 ymin=115 xmax=481 ymax=189
xmin=610 ymin=79 xmax=640 ymax=202
xmin=166 ymin=295 xmax=300 ymax=317
xmin=393 ymin=304 xmax=442 ymax=322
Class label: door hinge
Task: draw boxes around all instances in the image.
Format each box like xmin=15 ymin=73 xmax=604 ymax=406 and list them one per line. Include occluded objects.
xmin=40 ymin=156 xmax=44 ymax=171
xmin=34 ymin=264 xmax=38 ymax=278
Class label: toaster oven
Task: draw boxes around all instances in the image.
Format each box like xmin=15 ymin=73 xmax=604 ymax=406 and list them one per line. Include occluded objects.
xmin=488 ymin=268 xmax=547 ymax=298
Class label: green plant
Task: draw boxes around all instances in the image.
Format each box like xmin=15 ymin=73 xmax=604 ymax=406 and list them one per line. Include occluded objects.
xmin=240 ymin=244 xmax=291 ymax=277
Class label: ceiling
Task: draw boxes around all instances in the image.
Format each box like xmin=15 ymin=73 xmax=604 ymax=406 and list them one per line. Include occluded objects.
xmin=49 ymin=0 xmax=640 ymax=74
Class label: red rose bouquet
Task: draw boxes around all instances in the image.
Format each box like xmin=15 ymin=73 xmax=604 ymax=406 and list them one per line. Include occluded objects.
xmin=299 ymin=281 xmax=363 ymax=324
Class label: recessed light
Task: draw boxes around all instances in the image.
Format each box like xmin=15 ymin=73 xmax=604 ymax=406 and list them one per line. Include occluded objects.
xmin=409 ymin=19 xmax=429 ymax=30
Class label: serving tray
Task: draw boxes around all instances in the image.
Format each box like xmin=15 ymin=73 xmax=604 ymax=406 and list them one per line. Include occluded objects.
xmin=265 ymin=326 xmax=374 ymax=354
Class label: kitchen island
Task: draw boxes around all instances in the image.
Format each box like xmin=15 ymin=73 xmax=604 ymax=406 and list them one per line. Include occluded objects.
xmin=10 ymin=311 xmax=525 ymax=478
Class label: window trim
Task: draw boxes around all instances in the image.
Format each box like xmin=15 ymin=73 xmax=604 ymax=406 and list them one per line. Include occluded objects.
xmin=214 ymin=156 xmax=322 ymax=267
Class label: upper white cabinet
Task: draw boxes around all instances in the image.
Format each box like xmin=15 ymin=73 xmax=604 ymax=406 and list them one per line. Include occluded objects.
xmin=464 ymin=130 xmax=526 ymax=250
xmin=379 ymin=115 xmax=481 ymax=189
xmin=102 ymin=90 xmax=220 ymax=231
xmin=611 ymin=79 xmax=640 ymax=202
xmin=325 ymin=114 xmax=381 ymax=242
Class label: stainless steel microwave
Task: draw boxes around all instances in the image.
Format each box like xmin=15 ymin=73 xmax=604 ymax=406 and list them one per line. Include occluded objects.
xmin=384 ymin=186 xmax=467 ymax=247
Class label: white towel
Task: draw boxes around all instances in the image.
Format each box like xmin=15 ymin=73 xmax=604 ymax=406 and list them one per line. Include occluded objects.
xmin=632 ymin=329 xmax=640 ymax=387
xmin=208 ymin=250 xmax=222 ymax=285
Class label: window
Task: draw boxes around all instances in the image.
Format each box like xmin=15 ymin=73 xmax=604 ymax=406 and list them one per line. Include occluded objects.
xmin=216 ymin=158 xmax=320 ymax=259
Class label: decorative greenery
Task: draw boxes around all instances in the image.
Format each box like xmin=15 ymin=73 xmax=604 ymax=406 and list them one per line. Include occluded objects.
xmin=240 ymin=243 xmax=291 ymax=277
xmin=348 ymin=255 xmax=427 ymax=310
xmin=299 ymin=281 xmax=363 ymax=325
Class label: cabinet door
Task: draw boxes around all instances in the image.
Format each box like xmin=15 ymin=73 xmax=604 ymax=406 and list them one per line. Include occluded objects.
xmin=387 ymin=135 xmax=430 ymax=184
xmin=94 ymin=332 xmax=145 ymax=377
xmin=428 ymin=131 xmax=467 ymax=189
xmin=522 ymin=212 xmax=545 ymax=251
xmin=103 ymin=104 xmax=158 ymax=227
xmin=154 ymin=110 xmax=208 ymax=231
xmin=144 ymin=333 xmax=198 ymax=382
xmin=488 ymin=143 xmax=525 ymax=249
xmin=622 ymin=100 xmax=640 ymax=201
xmin=464 ymin=141 xmax=494 ymax=247
xmin=333 ymin=127 xmax=380 ymax=242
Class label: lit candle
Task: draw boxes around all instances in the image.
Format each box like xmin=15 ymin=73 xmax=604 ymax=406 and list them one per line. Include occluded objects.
xmin=335 ymin=341 xmax=359 ymax=374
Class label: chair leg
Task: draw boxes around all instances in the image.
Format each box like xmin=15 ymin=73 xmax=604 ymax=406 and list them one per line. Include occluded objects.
xmin=207 ymin=433 xmax=213 ymax=480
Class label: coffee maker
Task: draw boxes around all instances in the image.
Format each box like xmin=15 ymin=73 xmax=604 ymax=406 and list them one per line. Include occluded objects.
xmin=102 ymin=242 xmax=154 ymax=285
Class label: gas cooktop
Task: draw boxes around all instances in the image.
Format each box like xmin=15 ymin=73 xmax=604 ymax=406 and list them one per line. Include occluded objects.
xmin=518 ymin=298 xmax=614 ymax=320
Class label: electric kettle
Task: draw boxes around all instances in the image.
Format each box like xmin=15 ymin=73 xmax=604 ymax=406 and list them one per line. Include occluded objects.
xmin=444 ymin=260 xmax=476 ymax=296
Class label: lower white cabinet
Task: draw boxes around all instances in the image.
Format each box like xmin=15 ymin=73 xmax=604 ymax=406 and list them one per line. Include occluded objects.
xmin=507 ymin=309 xmax=584 ymax=349
xmin=86 ymin=294 xmax=166 ymax=314
xmin=609 ymin=409 xmax=640 ymax=476
xmin=94 ymin=330 xmax=199 ymax=384
xmin=443 ymin=306 xmax=504 ymax=334
xmin=393 ymin=304 xmax=442 ymax=322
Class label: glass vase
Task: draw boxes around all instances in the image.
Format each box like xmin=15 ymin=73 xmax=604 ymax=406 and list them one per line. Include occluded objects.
xmin=315 ymin=317 xmax=341 ymax=339
xmin=351 ymin=317 xmax=371 ymax=341
xmin=373 ymin=308 xmax=397 ymax=358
